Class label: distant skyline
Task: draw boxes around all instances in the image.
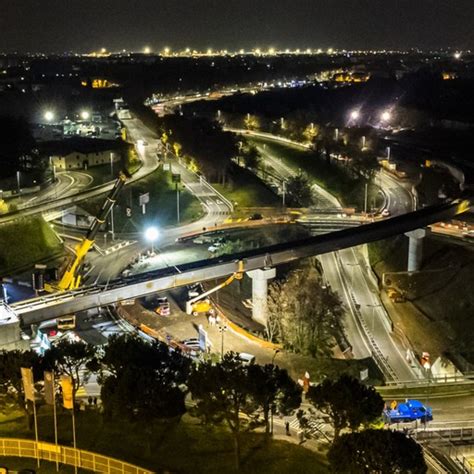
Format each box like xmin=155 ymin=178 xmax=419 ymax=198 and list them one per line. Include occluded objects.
xmin=1 ymin=0 xmax=474 ymax=53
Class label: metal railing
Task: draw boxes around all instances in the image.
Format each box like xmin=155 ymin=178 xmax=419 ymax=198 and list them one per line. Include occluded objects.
xmin=0 ymin=438 xmax=153 ymax=474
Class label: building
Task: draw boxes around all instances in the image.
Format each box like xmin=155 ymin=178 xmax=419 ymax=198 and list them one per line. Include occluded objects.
xmin=45 ymin=138 xmax=122 ymax=170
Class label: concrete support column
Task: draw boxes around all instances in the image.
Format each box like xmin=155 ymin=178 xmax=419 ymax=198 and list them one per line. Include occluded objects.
xmin=247 ymin=268 xmax=276 ymax=326
xmin=405 ymin=228 xmax=427 ymax=272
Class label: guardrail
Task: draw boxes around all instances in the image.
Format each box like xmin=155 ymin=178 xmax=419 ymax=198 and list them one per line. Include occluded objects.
xmin=0 ymin=438 xmax=153 ymax=473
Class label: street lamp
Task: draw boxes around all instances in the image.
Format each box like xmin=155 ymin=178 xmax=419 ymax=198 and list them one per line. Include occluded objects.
xmin=80 ymin=110 xmax=90 ymax=121
xmin=271 ymin=349 xmax=280 ymax=365
xmin=44 ymin=110 xmax=55 ymax=122
xmin=218 ymin=324 xmax=228 ymax=359
xmin=350 ymin=110 xmax=360 ymax=120
xmin=380 ymin=110 xmax=392 ymax=122
xmin=145 ymin=226 xmax=159 ymax=254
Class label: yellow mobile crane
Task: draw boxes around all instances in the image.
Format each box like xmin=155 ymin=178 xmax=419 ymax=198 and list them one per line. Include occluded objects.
xmin=185 ymin=261 xmax=244 ymax=316
xmin=45 ymin=171 xmax=128 ymax=292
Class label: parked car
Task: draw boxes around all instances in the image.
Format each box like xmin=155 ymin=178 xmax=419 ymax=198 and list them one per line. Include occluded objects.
xmin=238 ymin=353 xmax=256 ymax=365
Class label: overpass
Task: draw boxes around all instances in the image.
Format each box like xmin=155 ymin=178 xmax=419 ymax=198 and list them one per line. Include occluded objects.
xmin=9 ymin=199 xmax=469 ymax=325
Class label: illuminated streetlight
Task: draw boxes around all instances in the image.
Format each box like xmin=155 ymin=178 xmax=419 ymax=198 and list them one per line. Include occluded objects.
xmin=145 ymin=226 xmax=159 ymax=254
xmin=143 ymin=46 xmax=151 ymax=54
xmin=44 ymin=111 xmax=55 ymax=122
xmin=163 ymin=47 xmax=170 ymax=55
xmin=381 ymin=111 xmax=392 ymax=122
xmin=80 ymin=110 xmax=90 ymax=121
xmin=454 ymin=52 xmax=462 ymax=60
xmin=350 ymin=110 xmax=360 ymax=120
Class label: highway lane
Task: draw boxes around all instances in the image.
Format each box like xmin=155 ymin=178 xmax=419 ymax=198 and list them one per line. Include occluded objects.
xmin=84 ymin=117 xmax=232 ymax=283
xmin=244 ymin=131 xmax=420 ymax=380
xmin=22 ymin=170 xmax=94 ymax=207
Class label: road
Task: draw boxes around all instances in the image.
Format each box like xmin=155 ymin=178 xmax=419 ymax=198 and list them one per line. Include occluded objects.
xmin=21 ymin=170 xmax=94 ymax=208
xmin=0 ymin=117 xmax=159 ymax=225
xmin=244 ymin=130 xmax=420 ymax=381
xmin=84 ymin=116 xmax=232 ymax=283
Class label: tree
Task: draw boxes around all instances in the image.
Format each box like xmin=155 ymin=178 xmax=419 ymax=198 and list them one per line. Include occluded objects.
xmin=267 ymin=260 xmax=343 ymax=357
xmin=306 ymin=375 xmax=384 ymax=440
xmin=303 ymin=123 xmax=319 ymax=143
xmin=0 ymin=116 xmax=36 ymax=176
xmin=187 ymin=353 xmax=261 ymax=470
xmin=243 ymin=114 xmax=260 ymax=130
xmin=285 ymin=173 xmax=314 ymax=207
xmin=0 ymin=350 xmax=41 ymax=413
xmin=328 ymin=429 xmax=427 ymax=473
xmin=247 ymin=363 xmax=301 ymax=436
xmin=240 ymin=144 xmax=261 ymax=169
xmin=99 ymin=335 xmax=191 ymax=423
xmin=44 ymin=340 xmax=98 ymax=406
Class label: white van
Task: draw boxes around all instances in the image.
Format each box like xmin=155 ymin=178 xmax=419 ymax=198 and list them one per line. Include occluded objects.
xmin=238 ymin=353 xmax=256 ymax=365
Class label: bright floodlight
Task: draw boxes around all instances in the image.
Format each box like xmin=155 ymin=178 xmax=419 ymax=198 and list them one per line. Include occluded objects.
xmin=44 ymin=111 xmax=54 ymax=122
xmin=381 ymin=111 xmax=392 ymax=121
xmin=144 ymin=46 xmax=151 ymax=54
xmin=350 ymin=110 xmax=360 ymax=120
xmin=454 ymin=52 xmax=462 ymax=60
xmin=145 ymin=227 xmax=159 ymax=242
xmin=80 ymin=110 xmax=90 ymax=120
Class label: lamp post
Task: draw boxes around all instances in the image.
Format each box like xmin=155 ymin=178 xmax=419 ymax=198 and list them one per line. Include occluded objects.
xmin=381 ymin=110 xmax=391 ymax=123
xmin=44 ymin=110 xmax=55 ymax=123
xmin=80 ymin=110 xmax=90 ymax=121
xmin=218 ymin=324 xmax=227 ymax=359
xmin=110 ymin=153 xmax=114 ymax=179
xmin=350 ymin=110 xmax=360 ymax=123
xmin=145 ymin=226 xmax=159 ymax=255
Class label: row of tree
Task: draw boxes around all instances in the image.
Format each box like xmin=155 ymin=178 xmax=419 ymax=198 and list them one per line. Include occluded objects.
xmin=158 ymin=114 xmax=239 ymax=184
xmin=0 ymin=336 xmax=426 ymax=472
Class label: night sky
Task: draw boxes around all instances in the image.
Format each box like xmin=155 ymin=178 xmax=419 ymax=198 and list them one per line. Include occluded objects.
xmin=2 ymin=0 xmax=474 ymax=53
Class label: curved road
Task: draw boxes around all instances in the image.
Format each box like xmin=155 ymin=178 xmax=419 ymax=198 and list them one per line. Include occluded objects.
xmin=243 ymin=130 xmax=420 ymax=381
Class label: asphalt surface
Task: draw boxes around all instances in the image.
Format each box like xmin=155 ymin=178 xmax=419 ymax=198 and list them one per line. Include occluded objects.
xmin=244 ymin=131 xmax=420 ymax=381
xmin=85 ymin=115 xmax=231 ymax=284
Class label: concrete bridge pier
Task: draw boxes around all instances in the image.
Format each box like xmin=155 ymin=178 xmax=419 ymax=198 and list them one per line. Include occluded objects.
xmin=247 ymin=268 xmax=276 ymax=326
xmin=405 ymin=228 xmax=428 ymax=272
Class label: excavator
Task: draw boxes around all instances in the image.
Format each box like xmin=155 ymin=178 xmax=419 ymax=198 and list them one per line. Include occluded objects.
xmin=44 ymin=171 xmax=128 ymax=292
xmin=185 ymin=261 xmax=244 ymax=316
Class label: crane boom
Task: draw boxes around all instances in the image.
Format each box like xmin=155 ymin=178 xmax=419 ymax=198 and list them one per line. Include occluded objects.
xmin=185 ymin=260 xmax=244 ymax=314
xmin=49 ymin=171 xmax=127 ymax=292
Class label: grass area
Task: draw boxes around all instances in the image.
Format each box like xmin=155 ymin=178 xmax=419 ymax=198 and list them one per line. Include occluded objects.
xmin=368 ymin=235 xmax=474 ymax=365
xmin=81 ymin=167 xmax=203 ymax=234
xmin=214 ymin=165 xmax=281 ymax=208
xmin=0 ymin=217 xmax=63 ymax=274
xmin=0 ymin=408 xmax=328 ymax=474
xmin=248 ymin=137 xmax=382 ymax=210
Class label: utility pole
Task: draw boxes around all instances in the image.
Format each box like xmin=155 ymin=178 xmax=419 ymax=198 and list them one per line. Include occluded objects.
xmin=172 ymin=174 xmax=181 ymax=224
xmin=364 ymin=182 xmax=368 ymax=214
xmin=218 ymin=324 xmax=227 ymax=359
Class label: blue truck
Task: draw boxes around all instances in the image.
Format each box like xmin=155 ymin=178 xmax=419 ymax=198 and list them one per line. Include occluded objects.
xmin=383 ymin=399 xmax=433 ymax=424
